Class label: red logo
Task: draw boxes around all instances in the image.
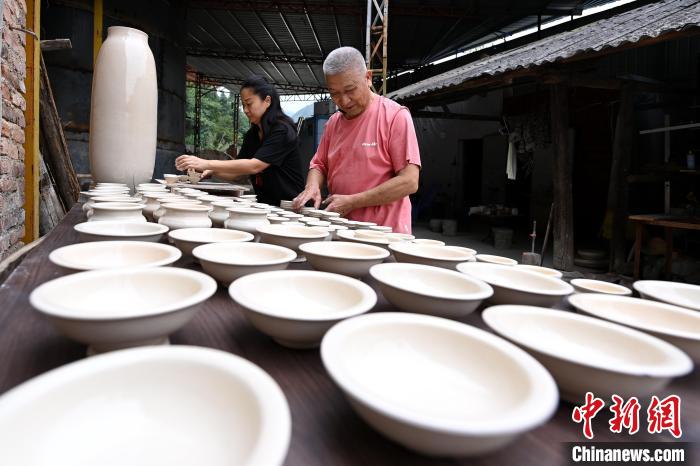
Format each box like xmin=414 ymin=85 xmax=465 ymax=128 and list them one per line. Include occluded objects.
xmin=572 ymin=392 xmax=606 ymax=439
xmin=647 ymin=395 xmax=682 ymax=438
xmin=609 ymin=395 xmax=641 ymax=435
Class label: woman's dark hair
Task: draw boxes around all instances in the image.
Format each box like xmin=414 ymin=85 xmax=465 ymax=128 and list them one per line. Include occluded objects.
xmin=241 ymin=75 xmax=295 ymax=136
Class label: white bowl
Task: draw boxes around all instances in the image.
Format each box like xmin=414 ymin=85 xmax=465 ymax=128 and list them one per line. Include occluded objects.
xmin=370 ymin=263 xmax=493 ymax=319
xmin=388 ymin=242 xmax=475 ymax=270
xmin=229 ymin=270 xmax=377 ymax=348
xmin=411 ymin=238 xmax=445 ymax=246
xmin=475 ymin=254 xmax=517 ymax=266
xmin=513 ymin=264 xmax=563 ymax=279
xmin=0 ymin=345 xmax=290 ymax=466
xmin=49 ymin=241 xmax=181 ymax=272
xmin=299 ymin=241 xmax=389 ymax=278
xmin=569 ymin=293 xmax=700 ymax=362
xmin=633 ymin=280 xmax=700 ymax=311
xmin=570 ymin=278 xmax=631 ymax=295
xmin=257 ymin=224 xmax=329 ymax=261
xmin=336 ymin=229 xmax=404 ymax=251
xmin=74 ymin=222 xmax=169 ymax=242
xmin=194 ymin=242 xmax=297 ymax=284
xmin=457 ymin=262 xmax=573 ymax=307
xmin=30 ymin=267 xmax=217 ymax=354
xmin=320 ymin=312 xmax=559 ymax=456
xmin=482 ymin=305 xmax=693 ymax=402
xmin=168 ymin=228 xmax=254 ymax=257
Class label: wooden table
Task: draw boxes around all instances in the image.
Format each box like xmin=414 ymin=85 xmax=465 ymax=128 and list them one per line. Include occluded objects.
xmin=1 ymin=206 xmax=697 ymax=465
xmin=629 ymin=214 xmax=700 ymax=280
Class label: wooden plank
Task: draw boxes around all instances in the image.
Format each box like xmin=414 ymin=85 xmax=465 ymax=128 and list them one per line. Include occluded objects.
xmin=40 ymin=38 xmax=72 ymax=52
xmin=93 ymin=0 xmax=103 ymax=67
xmin=549 ymin=82 xmax=574 ymax=271
xmin=23 ymin=0 xmax=41 ymax=243
xmin=39 ymin=55 xmax=81 ymax=209
xmin=607 ymin=83 xmax=635 ymax=273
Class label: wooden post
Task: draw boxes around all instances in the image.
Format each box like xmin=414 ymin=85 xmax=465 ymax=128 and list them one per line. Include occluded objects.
xmin=23 ymin=0 xmax=41 ymax=242
xmin=549 ymin=83 xmax=574 ymax=271
xmin=93 ymin=0 xmax=103 ymax=67
xmin=607 ymin=83 xmax=635 ymax=273
xmin=39 ymin=55 xmax=80 ymax=209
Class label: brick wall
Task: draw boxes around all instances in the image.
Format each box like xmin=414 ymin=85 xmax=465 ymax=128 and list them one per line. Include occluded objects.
xmin=0 ymin=0 xmax=27 ymax=261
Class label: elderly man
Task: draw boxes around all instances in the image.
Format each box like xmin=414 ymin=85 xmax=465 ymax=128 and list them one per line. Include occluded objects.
xmin=292 ymin=47 xmax=421 ymax=234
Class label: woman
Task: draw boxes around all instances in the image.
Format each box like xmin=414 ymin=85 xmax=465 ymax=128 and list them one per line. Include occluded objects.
xmin=176 ymin=75 xmax=304 ymax=206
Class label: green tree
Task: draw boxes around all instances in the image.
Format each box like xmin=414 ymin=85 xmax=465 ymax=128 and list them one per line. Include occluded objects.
xmin=185 ymin=85 xmax=249 ymax=153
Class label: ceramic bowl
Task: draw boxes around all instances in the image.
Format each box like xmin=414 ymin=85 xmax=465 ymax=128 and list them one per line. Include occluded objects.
xmin=49 ymin=241 xmax=181 ymax=272
xmin=570 ymin=279 xmax=631 ymax=295
xmin=475 ymin=254 xmax=518 ymax=266
xmin=633 ymin=280 xmax=700 ymax=311
xmin=569 ymin=293 xmax=700 ymax=362
xmin=321 ymin=312 xmax=558 ymax=456
xmin=388 ymin=242 xmax=475 ymax=270
xmin=74 ymin=222 xmax=169 ymax=243
xmin=411 ymin=238 xmax=446 ymax=246
xmin=0 ymin=345 xmax=291 ymax=465
xmin=370 ymin=263 xmax=493 ymax=319
xmin=513 ymin=264 xmax=563 ymax=279
xmin=229 ymin=270 xmax=377 ymax=348
xmin=193 ymin=242 xmax=297 ymax=284
xmin=482 ymin=305 xmax=693 ymax=402
xmin=336 ymin=229 xmax=403 ymax=251
xmin=164 ymin=173 xmax=179 ymax=184
xmin=457 ymin=262 xmax=573 ymax=307
xmin=89 ymin=202 xmax=147 ymax=224
xmin=299 ymin=241 xmax=389 ymax=278
xmin=257 ymin=224 xmax=329 ymax=261
xmin=168 ymin=228 xmax=254 ymax=257
xmin=30 ymin=267 xmax=217 ymax=354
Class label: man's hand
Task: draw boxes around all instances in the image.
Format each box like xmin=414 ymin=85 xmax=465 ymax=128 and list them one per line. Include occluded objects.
xmin=323 ymin=194 xmax=358 ymax=217
xmin=292 ymin=185 xmax=322 ymax=210
xmin=175 ymin=155 xmax=209 ymax=172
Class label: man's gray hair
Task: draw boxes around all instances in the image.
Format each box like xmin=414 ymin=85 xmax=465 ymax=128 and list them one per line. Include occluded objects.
xmin=323 ymin=47 xmax=367 ymax=76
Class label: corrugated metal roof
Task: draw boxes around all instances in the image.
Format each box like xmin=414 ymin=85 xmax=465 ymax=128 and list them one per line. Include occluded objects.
xmin=389 ymin=0 xmax=700 ymax=101
xmin=185 ymin=0 xmax=600 ymax=93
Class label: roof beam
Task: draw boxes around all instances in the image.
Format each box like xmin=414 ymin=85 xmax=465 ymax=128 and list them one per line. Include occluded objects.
xmin=275 ymin=7 xmax=321 ymax=86
xmin=187 ymin=47 xmax=324 ymax=65
xmin=186 ymin=72 xmax=326 ymax=94
xmin=188 ymin=1 xmax=482 ymax=18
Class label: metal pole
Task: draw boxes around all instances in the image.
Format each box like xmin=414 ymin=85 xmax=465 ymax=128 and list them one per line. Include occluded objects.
xmin=193 ymin=73 xmax=203 ymax=156
xmin=232 ymin=93 xmax=240 ymax=152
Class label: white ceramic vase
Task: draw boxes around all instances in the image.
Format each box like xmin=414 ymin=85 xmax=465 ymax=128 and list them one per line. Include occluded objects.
xmin=89 ymin=26 xmax=157 ymax=187
xmin=209 ymin=201 xmax=235 ymax=227
xmin=225 ymin=208 xmax=269 ymax=240
xmin=88 ymin=203 xmax=147 ymax=224
xmin=158 ymin=204 xmax=213 ymax=230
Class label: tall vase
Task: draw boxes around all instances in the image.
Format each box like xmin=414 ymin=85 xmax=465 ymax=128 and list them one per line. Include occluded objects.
xmin=89 ymin=26 xmax=157 ymax=187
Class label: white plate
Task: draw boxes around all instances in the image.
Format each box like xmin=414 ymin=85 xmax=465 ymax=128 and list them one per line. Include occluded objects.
xmin=633 ymin=280 xmax=700 ymax=311
xmin=482 ymin=305 xmax=693 ymax=401
xmin=321 ymin=312 xmax=558 ymax=456
xmin=569 ymin=293 xmax=700 ymax=362
xmin=457 ymin=262 xmax=572 ymax=307
xmin=0 ymin=346 xmax=290 ymax=466
xmin=49 ymin=241 xmax=181 ymax=271
xmin=229 ymin=270 xmax=376 ymax=348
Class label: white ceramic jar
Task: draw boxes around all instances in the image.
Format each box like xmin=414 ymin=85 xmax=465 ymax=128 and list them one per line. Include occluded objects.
xmin=89 ymin=26 xmax=157 ymax=186
xmin=158 ymin=204 xmax=213 ymax=230
xmin=209 ymin=201 xmax=235 ymax=227
xmin=225 ymin=207 xmax=269 ymax=240
xmin=142 ymin=194 xmax=183 ymax=222
xmin=88 ymin=202 xmax=147 ymax=223
xmin=153 ymin=198 xmax=197 ymax=222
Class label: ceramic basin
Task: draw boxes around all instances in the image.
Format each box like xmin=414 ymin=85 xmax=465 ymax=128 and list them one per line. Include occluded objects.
xmin=633 ymin=280 xmax=700 ymax=311
xmin=299 ymin=241 xmax=389 ymax=278
xmin=194 ymin=242 xmax=297 ymax=284
xmin=168 ymin=228 xmax=254 ymax=257
xmin=74 ymin=222 xmax=169 ymax=243
xmin=389 ymin=242 xmax=475 ymax=270
xmin=571 ymin=279 xmax=631 ymax=296
xmin=49 ymin=241 xmax=181 ymax=272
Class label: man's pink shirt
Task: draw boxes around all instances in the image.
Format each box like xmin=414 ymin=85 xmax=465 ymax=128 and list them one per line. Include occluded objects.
xmin=309 ymin=95 xmax=421 ymax=234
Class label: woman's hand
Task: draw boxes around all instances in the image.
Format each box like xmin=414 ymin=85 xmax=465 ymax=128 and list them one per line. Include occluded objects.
xmin=201 ymin=169 xmax=214 ymax=180
xmin=175 ymin=155 xmax=209 ymax=172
